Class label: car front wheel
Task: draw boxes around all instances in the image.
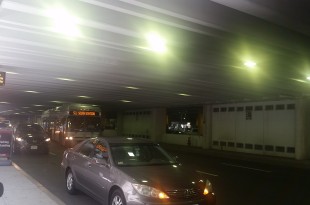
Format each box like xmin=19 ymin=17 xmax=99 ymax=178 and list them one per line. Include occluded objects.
xmin=110 ymin=189 xmax=126 ymax=205
xmin=66 ymin=169 xmax=77 ymax=195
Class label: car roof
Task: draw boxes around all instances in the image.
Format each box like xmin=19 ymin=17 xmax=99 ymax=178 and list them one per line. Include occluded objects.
xmin=18 ymin=123 xmax=41 ymax=126
xmin=99 ymin=137 xmax=155 ymax=145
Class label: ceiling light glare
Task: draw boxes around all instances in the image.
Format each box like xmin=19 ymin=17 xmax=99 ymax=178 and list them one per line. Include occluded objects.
xmin=244 ymin=61 xmax=256 ymax=68
xmin=306 ymin=76 xmax=310 ymax=80
xmin=178 ymin=93 xmax=191 ymax=97
xmin=56 ymin=77 xmax=76 ymax=81
xmin=120 ymin=100 xmax=132 ymax=103
xmin=146 ymin=32 xmax=167 ymax=54
xmin=33 ymin=104 xmax=44 ymax=107
xmin=0 ymin=102 xmax=9 ymax=104
xmin=6 ymin=72 xmax=19 ymax=75
xmin=50 ymin=101 xmax=63 ymax=103
xmin=78 ymin=96 xmax=91 ymax=98
xmin=125 ymin=86 xmax=139 ymax=90
xmin=25 ymin=90 xmax=40 ymax=93
xmin=46 ymin=8 xmax=80 ymax=37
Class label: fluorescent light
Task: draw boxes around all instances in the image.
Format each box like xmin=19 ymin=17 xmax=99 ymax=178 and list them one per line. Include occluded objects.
xmin=46 ymin=8 xmax=80 ymax=37
xmin=6 ymin=72 xmax=19 ymax=75
xmin=125 ymin=86 xmax=140 ymax=90
xmin=145 ymin=32 xmax=167 ymax=54
xmin=244 ymin=61 xmax=256 ymax=68
xmin=56 ymin=77 xmax=76 ymax=81
xmin=0 ymin=102 xmax=9 ymax=104
xmin=24 ymin=90 xmax=40 ymax=93
xmin=178 ymin=93 xmax=191 ymax=97
xmin=78 ymin=96 xmax=91 ymax=98
xmin=120 ymin=100 xmax=132 ymax=103
xmin=50 ymin=101 xmax=63 ymax=103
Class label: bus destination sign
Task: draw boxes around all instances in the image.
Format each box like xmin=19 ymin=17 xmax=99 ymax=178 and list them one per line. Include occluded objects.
xmin=70 ymin=111 xmax=98 ymax=116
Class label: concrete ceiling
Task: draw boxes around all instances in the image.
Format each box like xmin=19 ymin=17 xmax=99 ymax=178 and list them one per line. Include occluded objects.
xmin=1 ymin=0 xmax=310 ymax=116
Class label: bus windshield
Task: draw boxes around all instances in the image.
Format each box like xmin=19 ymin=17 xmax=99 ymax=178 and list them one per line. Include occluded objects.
xmin=67 ymin=116 xmax=101 ymax=132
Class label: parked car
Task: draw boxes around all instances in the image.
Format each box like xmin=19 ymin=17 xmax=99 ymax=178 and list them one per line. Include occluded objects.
xmin=13 ymin=123 xmax=50 ymax=154
xmin=0 ymin=120 xmax=12 ymax=129
xmin=61 ymin=137 xmax=216 ymax=205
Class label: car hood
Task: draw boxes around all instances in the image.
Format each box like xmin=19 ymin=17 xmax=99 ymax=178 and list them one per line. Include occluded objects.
xmin=17 ymin=132 xmax=46 ymax=139
xmin=117 ymin=164 xmax=204 ymax=190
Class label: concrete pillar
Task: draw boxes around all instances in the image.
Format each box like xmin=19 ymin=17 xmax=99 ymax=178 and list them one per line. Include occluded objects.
xmin=150 ymin=108 xmax=166 ymax=142
xmin=295 ymin=98 xmax=307 ymax=160
xmin=203 ymin=104 xmax=213 ymax=149
xmin=116 ymin=111 xmax=123 ymax=136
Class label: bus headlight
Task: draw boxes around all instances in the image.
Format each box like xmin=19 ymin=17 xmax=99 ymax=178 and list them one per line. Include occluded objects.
xmin=65 ymin=136 xmax=73 ymax=140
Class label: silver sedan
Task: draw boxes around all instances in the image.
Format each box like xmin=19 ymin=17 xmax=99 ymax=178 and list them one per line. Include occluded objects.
xmin=61 ymin=137 xmax=216 ymax=205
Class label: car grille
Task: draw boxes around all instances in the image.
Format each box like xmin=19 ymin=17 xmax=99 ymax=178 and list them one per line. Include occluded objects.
xmin=25 ymin=137 xmax=44 ymax=144
xmin=165 ymin=188 xmax=201 ymax=199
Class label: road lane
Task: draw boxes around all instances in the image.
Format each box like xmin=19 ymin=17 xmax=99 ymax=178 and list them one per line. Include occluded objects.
xmin=11 ymin=141 xmax=310 ymax=205
xmin=11 ymin=142 xmax=100 ymax=205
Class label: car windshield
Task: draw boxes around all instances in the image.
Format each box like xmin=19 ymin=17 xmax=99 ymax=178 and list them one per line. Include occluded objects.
xmin=110 ymin=143 xmax=177 ymax=167
xmin=18 ymin=124 xmax=44 ymax=133
xmin=67 ymin=116 xmax=101 ymax=132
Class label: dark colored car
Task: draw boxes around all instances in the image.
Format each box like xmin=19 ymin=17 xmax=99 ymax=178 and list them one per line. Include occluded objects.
xmin=0 ymin=120 xmax=12 ymax=129
xmin=61 ymin=137 xmax=216 ymax=205
xmin=13 ymin=123 xmax=50 ymax=154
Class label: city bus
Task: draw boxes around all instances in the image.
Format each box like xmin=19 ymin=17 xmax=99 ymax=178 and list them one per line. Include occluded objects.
xmin=42 ymin=104 xmax=102 ymax=147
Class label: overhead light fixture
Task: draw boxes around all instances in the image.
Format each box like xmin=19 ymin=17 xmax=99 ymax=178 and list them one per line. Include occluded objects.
xmin=125 ymin=86 xmax=140 ymax=90
xmin=120 ymin=100 xmax=132 ymax=103
xmin=145 ymin=32 xmax=167 ymax=54
xmin=6 ymin=72 xmax=19 ymax=75
xmin=56 ymin=77 xmax=76 ymax=82
xmin=244 ymin=61 xmax=256 ymax=68
xmin=291 ymin=78 xmax=307 ymax=83
xmin=0 ymin=102 xmax=9 ymax=104
xmin=50 ymin=101 xmax=63 ymax=103
xmin=24 ymin=90 xmax=40 ymax=93
xmin=46 ymin=8 xmax=80 ymax=37
xmin=178 ymin=93 xmax=191 ymax=97
xmin=78 ymin=96 xmax=91 ymax=99
xmin=33 ymin=104 xmax=44 ymax=107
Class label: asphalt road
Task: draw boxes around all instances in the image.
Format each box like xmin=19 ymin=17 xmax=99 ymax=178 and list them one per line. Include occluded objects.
xmin=11 ymin=141 xmax=310 ymax=205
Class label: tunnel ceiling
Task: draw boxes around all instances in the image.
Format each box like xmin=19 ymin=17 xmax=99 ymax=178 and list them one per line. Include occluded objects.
xmin=1 ymin=0 xmax=310 ymax=116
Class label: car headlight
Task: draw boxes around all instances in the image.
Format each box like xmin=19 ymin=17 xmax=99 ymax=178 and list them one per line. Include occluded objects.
xmin=45 ymin=138 xmax=51 ymax=142
xmin=16 ymin=137 xmax=23 ymax=142
xmin=132 ymin=184 xmax=169 ymax=199
xmin=203 ymin=179 xmax=213 ymax=195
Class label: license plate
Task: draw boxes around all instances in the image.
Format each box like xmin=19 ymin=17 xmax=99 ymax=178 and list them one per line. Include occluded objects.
xmin=30 ymin=145 xmax=38 ymax=150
